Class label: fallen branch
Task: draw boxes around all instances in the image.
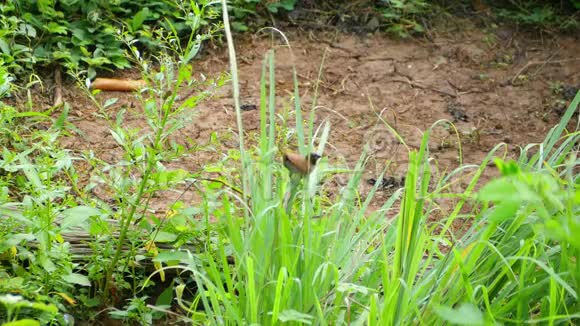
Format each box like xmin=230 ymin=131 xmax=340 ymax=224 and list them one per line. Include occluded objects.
xmin=0 ymin=213 xmax=201 ymax=262
xmin=91 ymin=78 xmax=147 ymax=92
xmin=387 ymin=77 xmax=457 ymax=98
xmin=511 ymin=57 xmax=580 ymax=85
xmin=53 ymin=68 xmax=63 ymax=107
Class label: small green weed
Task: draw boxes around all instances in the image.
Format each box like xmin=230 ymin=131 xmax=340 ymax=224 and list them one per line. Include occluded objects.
xmin=378 ymin=0 xmax=430 ymax=37
xmin=495 ymin=0 xmax=580 ymax=32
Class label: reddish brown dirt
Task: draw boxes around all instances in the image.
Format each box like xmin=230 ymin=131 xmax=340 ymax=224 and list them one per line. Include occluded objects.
xmin=18 ymin=20 xmax=580 ymax=214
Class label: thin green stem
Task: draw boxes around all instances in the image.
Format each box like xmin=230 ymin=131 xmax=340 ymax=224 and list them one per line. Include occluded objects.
xmin=221 ymin=0 xmax=249 ymax=207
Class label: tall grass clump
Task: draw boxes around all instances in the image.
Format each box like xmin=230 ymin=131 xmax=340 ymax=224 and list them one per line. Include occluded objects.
xmin=1 ymin=4 xmax=225 ymax=323
xmin=166 ymin=3 xmax=579 ymax=324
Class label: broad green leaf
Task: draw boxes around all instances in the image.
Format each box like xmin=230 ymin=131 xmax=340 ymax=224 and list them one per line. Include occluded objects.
xmin=278 ymin=310 xmax=314 ymax=324
xmin=3 ymin=319 xmax=41 ymax=326
xmin=0 ymin=294 xmax=24 ymax=304
xmin=266 ymin=4 xmax=280 ymax=13
xmin=153 ymin=250 xmax=191 ymax=263
xmin=152 ymin=231 xmax=178 ymax=243
xmin=103 ymin=98 xmax=118 ymax=108
xmin=155 ymin=282 xmax=174 ymax=306
xmin=33 ymin=46 xmax=50 ymax=59
xmin=29 ymin=301 xmax=58 ymax=313
xmin=0 ymin=39 xmax=10 ymax=54
xmin=132 ymin=8 xmax=150 ymax=31
xmin=279 ymin=0 xmax=296 ymax=11
xmin=477 ymin=177 xmax=520 ymax=202
xmin=433 ymin=303 xmax=485 ymax=325
xmin=3 ymin=233 xmax=36 ymax=247
xmin=52 ymin=50 xmax=72 ymax=60
xmin=110 ymin=129 xmax=125 ymax=146
xmin=494 ymin=158 xmax=521 ymax=176
xmin=336 ymin=282 xmax=370 ymax=295
xmin=0 ymin=206 xmax=31 ymax=225
xmin=19 ymin=23 xmax=37 ymax=38
xmin=486 ymin=200 xmax=521 ymax=223
xmin=40 ymin=255 xmax=56 ymax=273
xmin=81 ymin=56 xmax=111 ymax=66
xmin=232 ymin=22 xmax=249 ymax=32
xmin=63 ymin=272 xmax=91 ymax=286
xmin=14 ymin=111 xmax=48 ymax=118
xmin=71 ymin=27 xmax=89 ymax=42
xmin=109 ymin=310 xmax=129 ymax=318
xmin=61 ymin=206 xmax=101 ymax=230
xmin=46 ymin=22 xmax=67 ymax=34
xmin=89 ymin=215 xmax=110 ymax=236
xmin=53 ymin=104 xmax=69 ymax=129
xmin=111 ymin=56 xmax=130 ymax=69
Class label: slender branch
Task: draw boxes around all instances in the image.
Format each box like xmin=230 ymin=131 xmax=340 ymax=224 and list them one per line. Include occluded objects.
xmin=221 ymin=0 xmax=249 ymax=206
xmin=53 ymin=67 xmax=63 ymax=107
xmin=511 ymin=57 xmax=580 ymax=85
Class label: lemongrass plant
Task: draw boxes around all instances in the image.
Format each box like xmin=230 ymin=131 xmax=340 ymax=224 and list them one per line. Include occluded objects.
xmin=170 ymin=3 xmax=580 ymax=324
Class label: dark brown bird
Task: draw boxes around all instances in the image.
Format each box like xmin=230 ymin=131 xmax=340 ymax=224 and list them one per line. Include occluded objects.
xmin=283 ymin=152 xmax=321 ymax=175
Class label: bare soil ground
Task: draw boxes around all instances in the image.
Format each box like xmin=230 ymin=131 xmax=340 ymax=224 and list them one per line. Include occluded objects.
xmin=16 ymin=19 xmax=580 ymax=215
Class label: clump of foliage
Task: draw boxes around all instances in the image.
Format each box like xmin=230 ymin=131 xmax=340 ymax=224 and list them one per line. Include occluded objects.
xmin=2 ymin=0 xmax=579 ymax=87
xmin=494 ymin=0 xmax=580 ymax=32
xmin=175 ymin=28 xmax=579 ymax=322
xmin=262 ymin=0 xmax=432 ymax=37
xmin=376 ymin=0 xmax=430 ymax=37
xmin=0 ymin=1 xmax=221 ymax=81
xmin=228 ymin=0 xmax=298 ymax=31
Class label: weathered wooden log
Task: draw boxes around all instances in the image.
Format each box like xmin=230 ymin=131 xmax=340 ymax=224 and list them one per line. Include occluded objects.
xmin=1 ymin=213 xmax=201 ymax=263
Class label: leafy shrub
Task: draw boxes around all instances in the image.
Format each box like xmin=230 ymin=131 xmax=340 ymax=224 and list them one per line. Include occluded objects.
xmin=0 ymin=64 xmax=14 ymax=98
xmin=377 ymin=0 xmax=430 ymax=37
xmin=0 ymin=1 xmax=220 ymax=81
xmin=491 ymin=0 xmax=579 ymax=31
xmin=228 ymin=0 xmax=298 ymax=31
